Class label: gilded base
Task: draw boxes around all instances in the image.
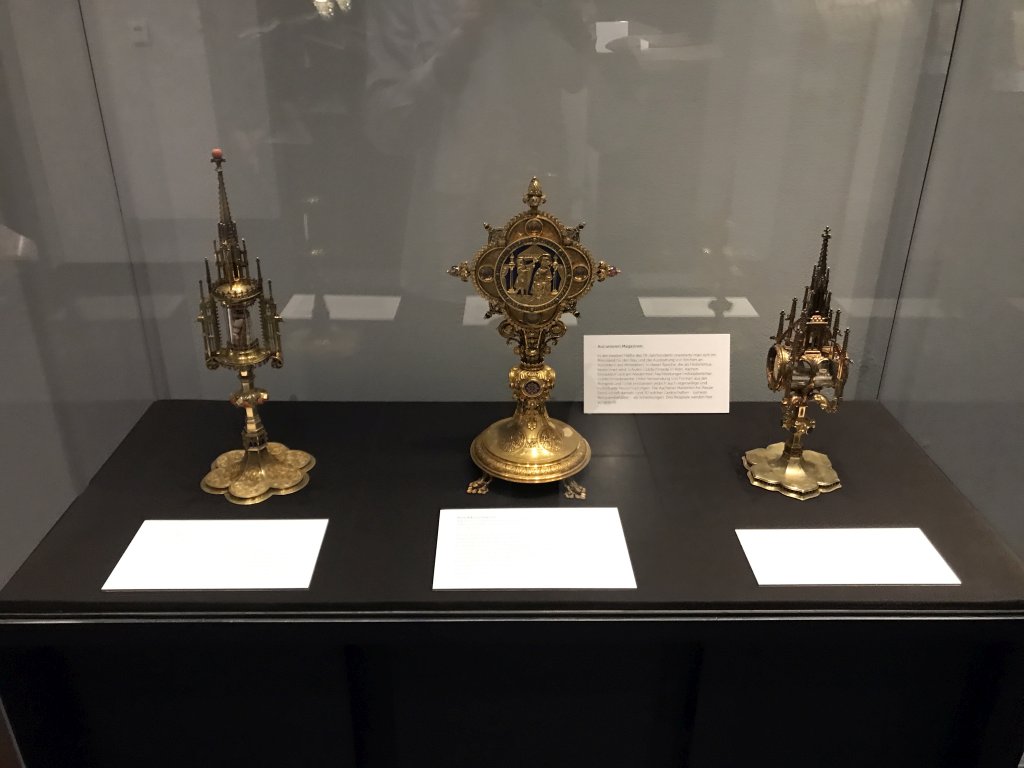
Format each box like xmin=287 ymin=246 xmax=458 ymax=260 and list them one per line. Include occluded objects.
xmin=742 ymin=442 xmax=840 ymax=501
xmin=201 ymin=442 xmax=315 ymax=505
xmin=469 ymin=414 xmax=591 ymax=486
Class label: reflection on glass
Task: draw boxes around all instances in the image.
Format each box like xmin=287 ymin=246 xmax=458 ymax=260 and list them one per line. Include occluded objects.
xmin=638 ymin=296 xmax=758 ymax=319
xmin=281 ymin=293 xmax=316 ymax=321
xmin=878 ymin=0 xmax=1024 ymax=555
xmin=282 ymin=293 xmax=401 ymax=320
xmin=68 ymin=295 xmax=184 ymax=322
xmin=323 ymin=294 xmax=401 ymax=320
xmin=0 ymin=0 xmax=156 ymax=583
xmin=366 ymin=0 xmax=592 ymax=298
xmin=835 ymin=297 xmax=948 ymax=319
xmin=0 ymin=224 xmax=37 ymax=263
xmin=70 ymin=0 xmax=957 ymax=401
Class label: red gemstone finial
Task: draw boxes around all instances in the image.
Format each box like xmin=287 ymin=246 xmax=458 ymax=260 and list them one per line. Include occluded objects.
xmin=211 ymin=148 xmax=223 ymax=159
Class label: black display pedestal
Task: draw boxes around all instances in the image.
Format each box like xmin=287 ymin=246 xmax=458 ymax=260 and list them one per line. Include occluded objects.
xmin=1 ymin=401 xmax=1023 ymax=767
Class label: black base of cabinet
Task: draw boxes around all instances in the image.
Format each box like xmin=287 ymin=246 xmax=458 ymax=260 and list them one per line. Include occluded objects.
xmin=2 ymin=624 xmax=1023 ymax=767
xmin=2 ymin=401 xmax=1024 ymax=766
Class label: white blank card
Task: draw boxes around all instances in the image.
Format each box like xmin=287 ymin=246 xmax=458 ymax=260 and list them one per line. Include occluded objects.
xmin=736 ymin=528 xmax=960 ymax=586
xmin=433 ymin=508 xmax=636 ymax=590
xmin=103 ymin=519 xmax=329 ymax=591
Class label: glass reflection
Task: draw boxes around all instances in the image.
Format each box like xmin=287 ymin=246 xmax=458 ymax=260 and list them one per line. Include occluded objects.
xmin=879 ymin=0 xmax=1024 ymax=555
xmin=72 ymin=0 xmax=956 ymax=401
xmin=638 ymin=296 xmax=759 ymax=319
xmin=0 ymin=0 xmax=156 ymax=585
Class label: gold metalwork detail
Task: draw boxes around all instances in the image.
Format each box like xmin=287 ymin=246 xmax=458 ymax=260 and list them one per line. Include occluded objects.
xmin=562 ymin=478 xmax=587 ymax=500
xmin=196 ymin=149 xmax=314 ymax=503
xmin=467 ymin=474 xmax=494 ymax=495
xmin=449 ymin=178 xmax=619 ymax=492
xmin=202 ymin=441 xmax=316 ymax=505
xmin=744 ymin=227 xmax=851 ymax=500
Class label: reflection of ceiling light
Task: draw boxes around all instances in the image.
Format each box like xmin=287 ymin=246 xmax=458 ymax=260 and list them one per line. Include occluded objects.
xmin=312 ymin=0 xmax=350 ymax=19
xmin=638 ymin=297 xmax=759 ymax=319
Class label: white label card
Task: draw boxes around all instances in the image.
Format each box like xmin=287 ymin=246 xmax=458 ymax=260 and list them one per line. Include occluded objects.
xmin=584 ymin=334 xmax=730 ymax=414
xmin=736 ymin=528 xmax=961 ymax=586
xmin=433 ymin=508 xmax=636 ymax=590
xmin=102 ymin=519 xmax=329 ymax=591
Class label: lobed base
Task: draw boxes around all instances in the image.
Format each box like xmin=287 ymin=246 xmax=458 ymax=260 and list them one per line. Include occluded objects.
xmin=201 ymin=442 xmax=315 ymax=505
xmin=742 ymin=441 xmax=840 ymax=501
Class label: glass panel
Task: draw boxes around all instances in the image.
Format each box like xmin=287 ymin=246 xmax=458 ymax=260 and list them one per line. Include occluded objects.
xmin=881 ymin=0 xmax=1024 ymax=555
xmin=79 ymin=0 xmax=956 ymax=403
xmin=0 ymin=2 xmax=154 ymax=585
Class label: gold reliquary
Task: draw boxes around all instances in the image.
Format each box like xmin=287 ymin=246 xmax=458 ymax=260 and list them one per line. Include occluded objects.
xmin=196 ymin=148 xmax=315 ymax=504
xmin=449 ymin=177 xmax=618 ymax=499
xmin=743 ymin=227 xmax=851 ymax=500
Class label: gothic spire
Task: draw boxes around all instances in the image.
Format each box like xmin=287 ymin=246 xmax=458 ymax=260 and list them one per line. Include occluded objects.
xmin=209 ymin=148 xmax=249 ymax=283
xmin=818 ymin=226 xmax=831 ymax=271
xmin=805 ymin=226 xmax=833 ymax=317
xmin=211 ymin=148 xmax=237 ymax=244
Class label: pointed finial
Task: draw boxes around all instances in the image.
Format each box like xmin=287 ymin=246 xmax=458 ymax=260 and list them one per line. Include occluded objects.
xmin=523 ymin=177 xmax=546 ymax=212
xmin=211 ymin=148 xmax=232 ymax=227
xmin=819 ymin=226 xmax=831 ymax=266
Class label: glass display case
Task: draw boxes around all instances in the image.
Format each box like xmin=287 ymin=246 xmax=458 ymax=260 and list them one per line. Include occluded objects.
xmin=1 ymin=1 xmax=1022 ymax=765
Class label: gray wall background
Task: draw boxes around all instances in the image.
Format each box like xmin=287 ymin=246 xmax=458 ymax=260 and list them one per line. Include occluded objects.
xmin=0 ymin=0 xmax=1021 ymax=585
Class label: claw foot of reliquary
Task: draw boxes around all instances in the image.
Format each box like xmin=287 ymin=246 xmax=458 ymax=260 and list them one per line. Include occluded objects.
xmin=466 ymin=474 xmax=494 ymax=495
xmin=562 ymin=477 xmax=587 ymax=500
